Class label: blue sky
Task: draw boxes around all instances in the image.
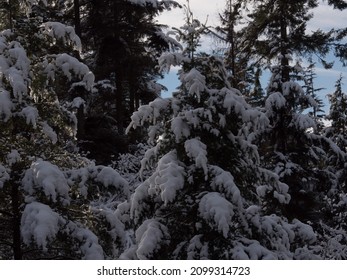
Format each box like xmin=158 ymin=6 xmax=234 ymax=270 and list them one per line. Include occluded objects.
xmin=157 ymin=0 xmax=347 ymax=114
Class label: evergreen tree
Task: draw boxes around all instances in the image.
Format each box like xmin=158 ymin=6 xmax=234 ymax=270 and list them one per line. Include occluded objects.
xmin=301 ymin=60 xmax=326 ymax=135
xmin=317 ymin=76 xmax=347 ymax=259
xmin=215 ymin=0 xmax=265 ymax=101
xmin=121 ymin=11 xmax=321 ymax=260
xmin=231 ymin=1 xmax=343 ymax=226
xmin=83 ymin=0 xmax=180 ymax=132
xmin=326 ymin=75 xmax=347 ymax=150
xmin=0 ymin=4 xmax=129 ymax=259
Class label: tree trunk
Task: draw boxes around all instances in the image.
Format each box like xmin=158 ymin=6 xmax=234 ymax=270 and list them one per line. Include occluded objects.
xmin=11 ymin=181 xmax=22 ymax=259
xmin=74 ymin=0 xmax=81 ymax=37
xmin=280 ymin=2 xmax=290 ymax=82
xmin=8 ymin=0 xmax=13 ymax=30
xmin=76 ymin=104 xmax=85 ymax=140
xmin=116 ymin=71 xmax=124 ymax=134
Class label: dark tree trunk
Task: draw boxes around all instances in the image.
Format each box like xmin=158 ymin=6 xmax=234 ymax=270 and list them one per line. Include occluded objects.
xmin=280 ymin=2 xmax=290 ymax=82
xmin=116 ymin=71 xmax=124 ymax=134
xmin=11 ymin=181 xmax=22 ymax=260
xmin=76 ymin=104 xmax=85 ymax=140
xmin=74 ymin=0 xmax=81 ymax=37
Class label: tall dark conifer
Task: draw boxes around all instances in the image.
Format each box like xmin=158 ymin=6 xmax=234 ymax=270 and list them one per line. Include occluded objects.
xmin=83 ymin=0 xmax=180 ymax=133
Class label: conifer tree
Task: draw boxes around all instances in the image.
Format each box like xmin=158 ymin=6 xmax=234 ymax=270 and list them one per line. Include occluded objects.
xmin=121 ymin=9 xmax=323 ymax=260
xmin=216 ymin=0 xmax=261 ymax=98
xmin=232 ymin=1 xmax=341 ymax=225
xmin=326 ymin=75 xmax=347 ymax=149
xmin=0 ymin=3 xmax=129 ymax=259
xmin=82 ymin=0 xmax=180 ymax=133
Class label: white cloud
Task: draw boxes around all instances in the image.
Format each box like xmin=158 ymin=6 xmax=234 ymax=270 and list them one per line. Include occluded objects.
xmin=308 ymin=2 xmax=347 ymax=32
xmin=315 ymin=66 xmax=346 ymax=77
xmin=157 ymin=0 xmax=222 ymax=28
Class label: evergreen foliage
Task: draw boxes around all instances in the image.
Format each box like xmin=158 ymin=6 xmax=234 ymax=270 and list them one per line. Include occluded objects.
xmin=0 ymin=5 xmax=128 ymax=259
xmin=1 ymin=0 xmax=347 ymax=260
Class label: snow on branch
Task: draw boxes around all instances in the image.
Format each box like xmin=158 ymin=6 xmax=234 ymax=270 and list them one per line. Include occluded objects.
xmin=199 ymin=192 xmax=234 ymax=238
xmin=0 ymin=164 xmax=10 ymax=189
xmin=0 ymin=89 xmax=13 ymax=121
xmin=135 ymin=219 xmax=170 ymax=260
xmin=55 ymin=53 xmax=95 ymax=90
xmin=20 ymin=106 xmax=39 ymax=128
xmin=183 ymin=68 xmax=206 ymax=102
xmin=21 ymin=202 xmax=63 ymax=251
xmin=184 ymin=138 xmax=208 ymax=178
xmin=147 ymin=151 xmax=185 ymax=204
xmin=209 ymin=166 xmax=242 ymax=207
xmin=95 ymin=166 xmax=130 ymax=198
xmin=265 ymin=92 xmax=287 ymax=115
xmin=231 ymin=238 xmax=277 ymax=260
xmin=158 ymin=52 xmax=190 ymax=73
xmin=22 ymin=160 xmax=70 ymax=205
xmin=126 ymin=97 xmax=170 ymax=136
xmin=63 ymin=221 xmax=104 ymax=260
xmin=155 ymin=31 xmax=183 ymax=52
xmin=40 ymin=22 xmax=82 ymax=52
xmin=6 ymin=150 xmax=21 ymax=166
xmin=291 ymin=113 xmax=316 ymax=131
xmin=22 ymin=1 xmax=48 ymax=14
xmin=0 ymin=40 xmax=30 ymax=103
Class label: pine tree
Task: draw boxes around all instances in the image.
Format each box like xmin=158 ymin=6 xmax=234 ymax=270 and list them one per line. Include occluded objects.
xmin=232 ymin=1 xmax=341 ymax=226
xmin=120 ymin=10 xmax=322 ymax=260
xmin=316 ymin=75 xmax=347 ymax=259
xmin=302 ymin=61 xmax=326 ymax=133
xmin=326 ymin=75 xmax=347 ymax=149
xmin=82 ymin=0 xmax=180 ymax=132
xmin=0 ymin=4 xmax=130 ymax=259
xmin=217 ymin=1 xmax=251 ymax=90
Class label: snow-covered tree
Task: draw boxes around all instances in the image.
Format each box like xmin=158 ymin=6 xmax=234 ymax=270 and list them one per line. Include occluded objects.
xmin=303 ymin=61 xmax=325 ymax=120
xmin=326 ymin=76 xmax=347 ymax=150
xmin=121 ymin=13 xmax=322 ymax=260
xmin=0 ymin=5 xmax=130 ymax=259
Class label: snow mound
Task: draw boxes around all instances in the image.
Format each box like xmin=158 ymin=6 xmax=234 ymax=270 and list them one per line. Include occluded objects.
xmin=199 ymin=192 xmax=234 ymax=238
xmin=21 ymin=202 xmax=62 ymax=250
xmin=55 ymin=53 xmax=94 ymax=90
xmin=96 ymin=166 xmax=130 ymax=197
xmin=6 ymin=150 xmax=21 ymax=166
xmin=183 ymin=68 xmax=206 ymax=102
xmin=184 ymin=138 xmax=208 ymax=178
xmin=265 ymin=92 xmax=286 ymax=114
xmin=135 ymin=219 xmax=169 ymax=260
xmin=22 ymin=160 xmax=70 ymax=204
xmin=0 ymin=89 xmax=13 ymax=121
xmin=20 ymin=106 xmax=39 ymax=128
xmin=41 ymin=22 xmax=82 ymax=51
xmin=74 ymin=227 xmax=104 ymax=260
xmin=292 ymin=113 xmax=316 ymax=131
xmin=41 ymin=121 xmax=58 ymax=144
xmin=148 ymin=151 xmax=185 ymax=204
